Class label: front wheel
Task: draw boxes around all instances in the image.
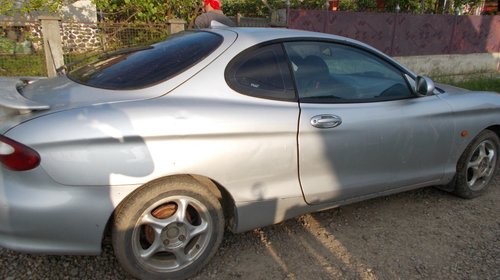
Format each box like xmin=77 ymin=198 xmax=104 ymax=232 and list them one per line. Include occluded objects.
xmin=112 ymin=177 xmax=224 ymax=280
xmin=451 ymin=130 xmax=499 ymax=199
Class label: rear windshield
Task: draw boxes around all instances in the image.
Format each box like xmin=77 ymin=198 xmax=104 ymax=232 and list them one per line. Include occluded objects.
xmin=68 ymin=31 xmax=223 ymax=90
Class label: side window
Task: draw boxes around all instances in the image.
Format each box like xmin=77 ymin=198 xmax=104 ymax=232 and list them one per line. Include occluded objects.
xmin=284 ymin=42 xmax=412 ymax=102
xmin=225 ymin=44 xmax=295 ymax=101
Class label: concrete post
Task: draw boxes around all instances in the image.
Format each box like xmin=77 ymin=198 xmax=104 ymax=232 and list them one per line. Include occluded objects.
xmin=167 ymin=19 xmax=186 ymax=34
xmin=38 ymin=16 xmax=64 ymax=78
xmin=236 ymin=13 xmax=242 ymax=26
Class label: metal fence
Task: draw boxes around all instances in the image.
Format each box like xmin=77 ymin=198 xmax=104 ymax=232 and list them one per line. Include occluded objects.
xmin=60 ymin=22 xmax=170 ymax=71
xmin=0 ymin=20 xmax=172 ymax=76
xmin=230 ymin=15 xmax=272 ymax=27
xmin=1 ymin=17 xmax=273 ymax=77
xmin=0 ymin=21 xmax=47 ymax=76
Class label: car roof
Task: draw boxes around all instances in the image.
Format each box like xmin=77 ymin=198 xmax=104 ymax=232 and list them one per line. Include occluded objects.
xmin=206 ymin=26 xmax=416 ymax=78
xmin=214 ymin=26 xmax=349 ymax=43
xmin=208 ymin=25 xmax=371 ymax=48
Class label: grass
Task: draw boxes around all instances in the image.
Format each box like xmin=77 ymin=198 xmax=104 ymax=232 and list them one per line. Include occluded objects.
xmin=438 ymin=76 xmax=500 ymax=92
xmin=0 ymin=52 xmax=104 ymax=77
xmin=0 ymin=54 xmax=47 ymax=76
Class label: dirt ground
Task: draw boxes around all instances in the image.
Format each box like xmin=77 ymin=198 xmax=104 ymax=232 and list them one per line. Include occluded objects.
xmin=1 ymin=174 xmax=499 ymax=280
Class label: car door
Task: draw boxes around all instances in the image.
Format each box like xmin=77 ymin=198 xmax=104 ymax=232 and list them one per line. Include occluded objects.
xmin=284 ymin=41 xmax=454 ymax=205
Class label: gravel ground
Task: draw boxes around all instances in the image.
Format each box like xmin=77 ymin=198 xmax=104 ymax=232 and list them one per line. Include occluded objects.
xmin=1 ymin=174 xmax=499 ymax=280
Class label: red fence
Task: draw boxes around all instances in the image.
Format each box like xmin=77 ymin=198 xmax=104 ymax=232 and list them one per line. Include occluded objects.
xmin=288 ymin=10 xmax=500 ymax=56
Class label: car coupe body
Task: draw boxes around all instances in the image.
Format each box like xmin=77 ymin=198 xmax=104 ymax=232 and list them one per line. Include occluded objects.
xmin=0 ymin=26 xmax=499 ymax=279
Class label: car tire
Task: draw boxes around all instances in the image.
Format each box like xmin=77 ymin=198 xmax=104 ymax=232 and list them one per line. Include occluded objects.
xmin=451 ymin=130 xmax=499 ymax=199
xmin=112 ymin=176 xmax=224 ymax=280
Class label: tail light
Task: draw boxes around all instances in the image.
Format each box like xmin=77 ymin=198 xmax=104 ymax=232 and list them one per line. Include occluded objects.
xmin=0 ymin=135 xmax=40 ymax=171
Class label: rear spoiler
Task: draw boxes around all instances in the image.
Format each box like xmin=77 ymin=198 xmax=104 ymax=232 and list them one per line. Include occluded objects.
xmin=0 ymin=77 xmax=50 ymax=111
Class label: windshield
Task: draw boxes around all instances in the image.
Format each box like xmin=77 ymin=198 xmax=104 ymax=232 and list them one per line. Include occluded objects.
xmin=68 ymin=31 xmax=223 ymax=90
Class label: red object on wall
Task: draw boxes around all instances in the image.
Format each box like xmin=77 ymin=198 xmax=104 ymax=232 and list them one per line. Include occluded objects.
xmin=482 ymin=0 xmax=498 ymax=14
xmin=328 ymin=0 xmax=340 ymax=11
xmin=376 ymin=0 xmax=385 ymax=10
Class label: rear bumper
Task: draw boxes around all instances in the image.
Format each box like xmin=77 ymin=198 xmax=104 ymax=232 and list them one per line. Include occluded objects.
xmin=0 ymin=167 xmax=136 ymax=254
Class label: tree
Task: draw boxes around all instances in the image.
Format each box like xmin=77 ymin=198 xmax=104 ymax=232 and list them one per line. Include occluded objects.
xmin=0 ymin=0 xmax=201 ymax=24
xmin=0 ymin=0 xmax=64 ymax=16
xmin=382 ymin=0 xmax=421 ymax=12
xmin=93 ymin=0 xmax=200 ymax=23
xmin=339 ymin=0 xmax=378 ymax=11
xmin=223 ymin=0 xmax=326 ymax=17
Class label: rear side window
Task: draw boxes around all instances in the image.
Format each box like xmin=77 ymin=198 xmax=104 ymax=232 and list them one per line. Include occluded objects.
xmin=68 ymin=31 xmax=223 ymax=90
xmin=225 ymin=44 xmax=295 ymax=101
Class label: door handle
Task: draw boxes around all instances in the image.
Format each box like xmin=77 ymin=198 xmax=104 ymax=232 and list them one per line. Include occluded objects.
xmin=310 ymin=114 xmax=342 ymax=129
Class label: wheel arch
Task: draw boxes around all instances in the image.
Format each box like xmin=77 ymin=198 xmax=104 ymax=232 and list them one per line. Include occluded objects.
xmin=189 ymin=174 xmax=238 ymax=232
xmin=455 ymin=125 xmax=500 ymax=164
xmin=485 ymin=125 xmax=500 ymax=171
xmin=486 ymin=125 xmax=500 ymax=140
xmin=441 ymin=127 xmax=500 ymax=194
xmin=103 ymin=174 xmax=238 ymax=243
xmin=438 ymin=125 xmax=499 ymax=193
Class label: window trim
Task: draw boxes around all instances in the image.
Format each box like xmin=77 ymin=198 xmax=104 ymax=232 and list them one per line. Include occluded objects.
xmin=224 ymin=40 xmax=298 ymax=102
xmin=225 ymin=37 xmax=419 ymax=104
xmin=224 ymin=42 xmax=297 ymax=102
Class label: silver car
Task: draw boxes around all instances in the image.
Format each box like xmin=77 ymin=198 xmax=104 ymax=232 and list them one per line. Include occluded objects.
xmin=0 ymin=27 xmax=499 ymax=280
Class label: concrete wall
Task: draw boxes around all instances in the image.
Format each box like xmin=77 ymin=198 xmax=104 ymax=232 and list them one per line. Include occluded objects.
xmin=395 ymin=53 xmax=500 ymax=80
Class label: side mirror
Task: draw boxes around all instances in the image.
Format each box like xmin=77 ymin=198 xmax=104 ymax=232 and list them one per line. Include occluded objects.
xmin=415 ymin=76 xmax=435 ymax=96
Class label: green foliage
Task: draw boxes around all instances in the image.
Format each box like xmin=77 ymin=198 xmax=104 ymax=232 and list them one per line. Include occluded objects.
xmin=223 ymin=0 xmax=268 ymax=17
xmin=98 ymin=23 xmax=170 ymax=50
xmin=451 ymin=0 xmax=482 ymax=14
xmin=286 ymin=0 xmax=328 ymax=9
xmin=0 ymin=26 xmax=34 ymax=54
xmin=445 ymin=77 xmax=500 ymax=92
xmin=380 ymin=0 xmax=482 ymax=14
xmin=0 ymin=0 xmax=492 ymax=25
xmin=0 ymin=37 xmax=32 ymax=54
xmin=93 ymin=0 xmax=200 ymax=23
xmin=0 ymin=54 xmax=46 ymax=76
xmin=339 ymin=0 xmax=357 ymax=11
xmin=356 ymin=0 xmax=378 ymax=11
xmin=0 ymin=0 xmax=14 ymax=16
xmin=382 ymin=0 xmax=421 ymax=12
xmin=339 ymin=0 xmax=377 ymax=11
xmin=0 ymin=0 xmax=63 ymax=16
xmin=0 ymin=36 xmax=14 ymax=53
xmin=223 ymin=0 xmax=325 ymax=17
xmin=1 ymin=0 xmax=488 ymax=25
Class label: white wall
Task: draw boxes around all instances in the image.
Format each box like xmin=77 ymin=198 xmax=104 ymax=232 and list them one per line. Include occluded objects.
xmin=60 ymin=0 xmax=97 ymax=22
xmin=395 ymin=53 xmax=500 ymax=81
xmin=0 ymin=0 xmax=97 ymax=22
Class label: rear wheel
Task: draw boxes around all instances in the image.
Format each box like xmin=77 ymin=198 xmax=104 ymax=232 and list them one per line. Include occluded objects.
xmin=112 ymin=177 xmax=224 ymax=280
xmin=451 ymin=130 xmax=499 ymax=199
